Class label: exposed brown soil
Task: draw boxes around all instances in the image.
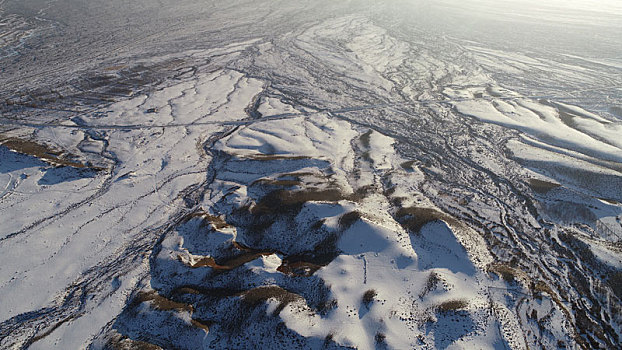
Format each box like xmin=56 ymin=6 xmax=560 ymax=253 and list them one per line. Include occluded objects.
xmin=396 ymin=206 xmax=459 ymax=233
xmin=231 ymin=241 xmax=254 ymax=251
xmin=437 ymin=299 xmax=468 ymax=312
xmin=181 ymin=211 xmax=233 ymax=230
xmin=252 ymin=178 xmax=302 ymax=187
xmin=532 ymin=280 xmax=556 ymax=297
xmin=132 ymin=291 xmax=193 ymax=313
xmin=528 ymin=178 xmax=561 ymax=194
xmin=338 ymin=211 xmax=362 ymax=230
xmin=239 ymin=285 xmax=302 ymax=315
xmin=251 ymin=188 xmax=346 ymax=215
xmin=0 ymin=136 xmax=94 ymax=169
xmin=400 ymin=160 xmax=416 ymax=169
xmin=167 ymin=285 xmax=308 ymax=319
xmin=203 ymin=214 xmax=233 ymax=230
xmin=181 ymin=240 xmax=275 ymax=270
xmin=350 ymin=185 xmax=377 ymax=202
xmin=246 ymin=154 xmax=312 ymax=161
xmin=184 ymin=238 xmax=330 ymax=278
xmin=277 ymin=260 xmax=324 ymax=277
xmin=186 ymin=251 xmax=274 ymax=270
xmin=172 ymin=286 xmax=246 ymax=299
xmin=487 ymin=263 xmax=528 ymax=284
xmin=190 ymin=319 xmax=211 ymax=332
xmin=104 ymin=65 xmax=128 ymax=71
xmin=278 ymin=171 xmax=318 ymax=178
xmin=106 ymin=334 xmax=163 ymax=350
xmin=106 ymin=86 xmax=134 ymax=96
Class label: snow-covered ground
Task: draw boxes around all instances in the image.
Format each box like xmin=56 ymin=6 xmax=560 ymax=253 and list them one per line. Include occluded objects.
xmin=1 ymin=0 xmax=621 ymax=349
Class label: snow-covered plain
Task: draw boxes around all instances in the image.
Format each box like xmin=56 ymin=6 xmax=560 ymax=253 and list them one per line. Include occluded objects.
xmin=1 ymin=0 xmax=621 ymax=349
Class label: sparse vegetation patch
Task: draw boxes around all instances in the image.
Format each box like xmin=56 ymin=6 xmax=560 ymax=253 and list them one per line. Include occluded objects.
xmin=436 ymin=299 xmax=468 ymax=313
xmin=488 ymin=263 xmax=529 ymax=285
xmin=338 ymin=211 xmax=362 ymax=230
xmin=362 ymin=289 xmax=377 ymax=307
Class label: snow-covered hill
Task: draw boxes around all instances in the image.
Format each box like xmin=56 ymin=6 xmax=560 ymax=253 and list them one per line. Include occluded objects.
xmin=1 ymin=1 xmax=621 ymax=349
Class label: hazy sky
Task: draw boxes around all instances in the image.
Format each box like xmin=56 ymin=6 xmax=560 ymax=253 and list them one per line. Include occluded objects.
xmin=433 ymin=0 xmax=622 ymax=26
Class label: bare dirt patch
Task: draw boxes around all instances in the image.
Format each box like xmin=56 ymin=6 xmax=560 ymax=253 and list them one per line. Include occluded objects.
xmin=181 ymin=211 xmax=233 ymax=230
xmin=132 ymin=291 xmax=193 ymax=313
xmin=277 ymin=260 xmax=324 ymax=277
xmin=528 ymin=178 xmax=561 ymax=194
xmin=181 ymin=241 xmax=274 ymax=270
xmin=436 ymin=299 xmax=468 ymax=313
xmin=240 ymin=286 xmax=303 ymax=315
xmin=251 ymin=188 xmax=346 ymax=215
xmin=487 ymin=263 xmax=529 ymax=285
xmin=338 ymin=211 xmax=362 ymax=230
xmin=246 ymin=154 xmax=312 ymax=161
xmin=106 ymin=334 xmax=163 ymax=350
xmin=0 ymin=136 xmax=100 ymax=169
xmin=396 ymin=206 xmax=459 ymax=233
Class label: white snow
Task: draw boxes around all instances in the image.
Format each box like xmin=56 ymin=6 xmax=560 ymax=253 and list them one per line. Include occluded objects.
xmin=0 ymin=36 xmax=263 ymax=346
